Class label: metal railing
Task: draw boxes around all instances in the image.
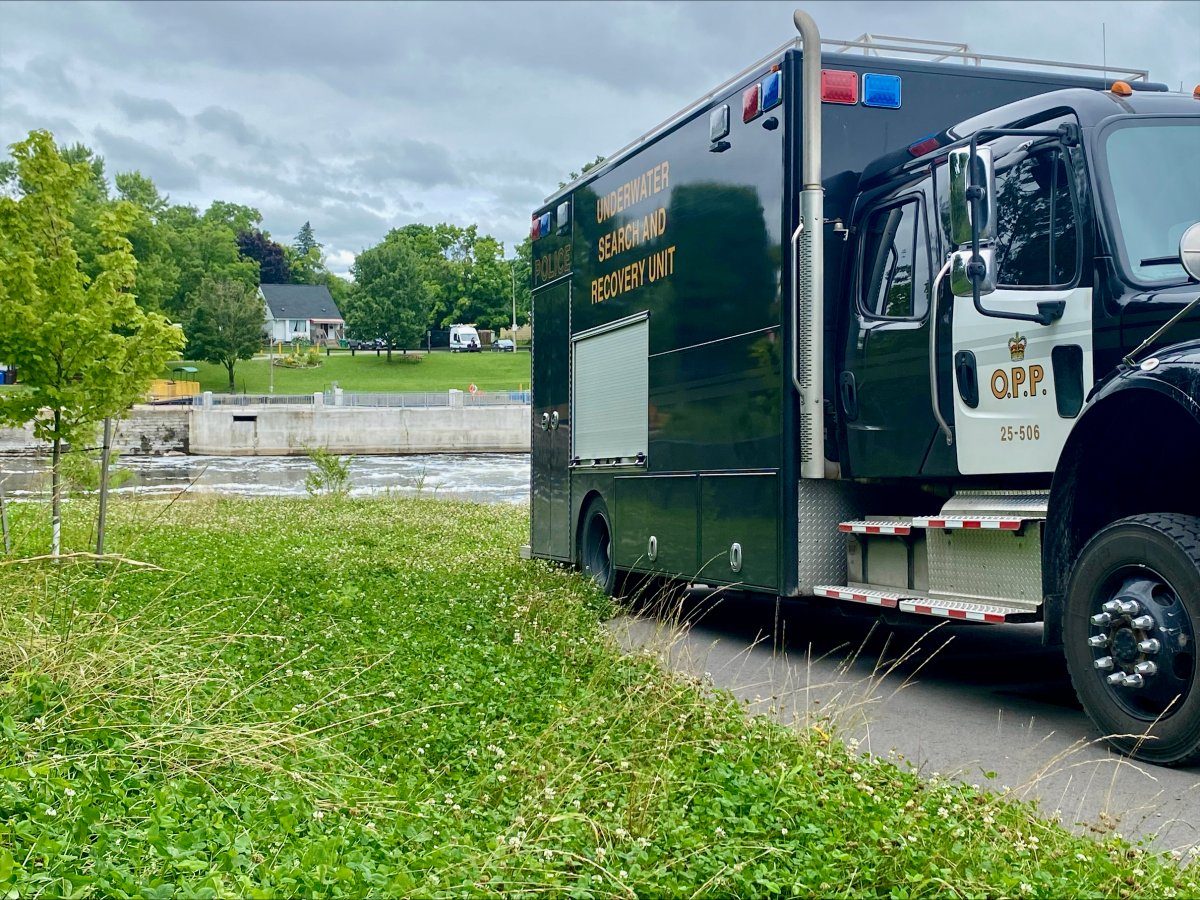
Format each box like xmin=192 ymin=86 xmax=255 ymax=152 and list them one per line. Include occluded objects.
xmin=199 ymin=393 xmax=317 ymax=406
xmin=332 ymin=390 xmax=530 ymax=408
xmin=830 ymin=33 xmax=1149 ymax=81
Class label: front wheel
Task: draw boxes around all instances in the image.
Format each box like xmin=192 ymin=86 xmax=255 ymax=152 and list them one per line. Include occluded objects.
xmin=1064 ymin=513 xmax=1200 ymax=766
xmin=579 ymin=497 xmax=616 ymax=596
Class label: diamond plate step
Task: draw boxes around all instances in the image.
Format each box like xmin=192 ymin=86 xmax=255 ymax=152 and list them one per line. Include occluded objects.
xmin=814 ymin=585 xmax=1038 ymax=623
xmin=837 ymin=520 xmax=912 ymax=536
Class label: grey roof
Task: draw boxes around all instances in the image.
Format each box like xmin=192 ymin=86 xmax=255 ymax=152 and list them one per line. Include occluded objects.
xmin=259 ymin=284 xmax=343 ymax=321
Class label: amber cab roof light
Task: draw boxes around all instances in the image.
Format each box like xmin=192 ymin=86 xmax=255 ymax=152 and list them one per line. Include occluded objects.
xmin=1109 ymin=80 xmax=1134 ymax=97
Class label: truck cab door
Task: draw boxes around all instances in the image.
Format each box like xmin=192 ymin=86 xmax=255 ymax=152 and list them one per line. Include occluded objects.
xmin=946 ymin=140 xmax=1094 ymax=475
xmin=840 ymin=184 xmax=941 ymax=478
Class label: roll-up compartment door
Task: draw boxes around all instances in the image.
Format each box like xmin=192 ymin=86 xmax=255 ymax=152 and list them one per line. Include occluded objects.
xmin=573 ymin=316 xmax=648 ymax=464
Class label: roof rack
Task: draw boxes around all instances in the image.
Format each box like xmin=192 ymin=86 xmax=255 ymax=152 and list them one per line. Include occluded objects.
xmin=830 ymin=33 xmax=1149 ymax=83
xmin=543 ymin=32 xmax=1150 ymax=204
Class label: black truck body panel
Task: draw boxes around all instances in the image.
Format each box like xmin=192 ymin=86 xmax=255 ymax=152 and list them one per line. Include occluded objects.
xmin=530 ymin=42 xmax=1187 ymax=596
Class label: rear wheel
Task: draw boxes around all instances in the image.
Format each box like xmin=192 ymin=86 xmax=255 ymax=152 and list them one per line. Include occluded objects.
xmin=1064 ymin=513 xmax=1200 ymax=765
xmin=579 ymin=497 xmax=616 ymax=596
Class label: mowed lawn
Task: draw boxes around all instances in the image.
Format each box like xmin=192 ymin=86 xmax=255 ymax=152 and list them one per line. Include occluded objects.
xmin=166 ymin=350 xmax=531 ymax=395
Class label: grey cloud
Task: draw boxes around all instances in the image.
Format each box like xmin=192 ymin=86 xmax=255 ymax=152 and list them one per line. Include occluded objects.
xmin=194 ymin=106 xmax=261 ymax=147
xmin=0 ymin=102 xmax=88 ymax=149
xmin=17 ymin=56 xmax=83 ymax=107
xmin=353 ymin=140 xmax=463 ymax=189
xmin=194 ymin=152 xmax=398 ymax=214
xmin=92 ymin=126 xmax=200 ymax=191
xmin=112 ymin=91 xmax=187 ymax=127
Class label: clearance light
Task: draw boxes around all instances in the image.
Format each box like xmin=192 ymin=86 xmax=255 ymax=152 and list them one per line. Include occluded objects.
xmin=908 ymin=134 xmax=940 ymax=157
xmin=1110 ymin=80 xmax=1133 ymax=96
xmin=1193 ymin=84 xmax=1200 ymax=99
xmin=742 ymin=83 xmax=762 ymax=122
xmin=762 ymin=71 xmax=782 ymax=111
xmin=710 ymin=104 xmax=730 ymax=141
xmin=862 ymin=73 xmax=901 ymax=108
xmin=821 ymin=69 xmax=858 ymax=105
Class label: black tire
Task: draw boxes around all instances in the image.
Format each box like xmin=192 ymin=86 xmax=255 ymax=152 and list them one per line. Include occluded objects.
xmin=579 ymin=497 xmax=616 ymax=596
xmin=1064 ymin=513 xmax=1200 ymax=766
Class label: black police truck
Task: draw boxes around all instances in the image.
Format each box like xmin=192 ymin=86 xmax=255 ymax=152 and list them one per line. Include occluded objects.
xmin=528 ymin=10 xmax=1200 ymax=764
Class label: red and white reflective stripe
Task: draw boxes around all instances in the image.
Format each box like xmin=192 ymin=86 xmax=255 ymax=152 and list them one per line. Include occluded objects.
xmin=814 ymin=586 xmax=898 ymax=608
xmin=898 ymin=600 xmax=1007 ymax=623
xmin=838 ymin=522 xmax=912 ymax=535
xmin=911 ymin=516 xmax=1023 ymax=530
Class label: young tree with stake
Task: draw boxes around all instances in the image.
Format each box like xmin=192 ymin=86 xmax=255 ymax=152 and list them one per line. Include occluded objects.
xmin=0 ymin=131 xmax=185 ymax=556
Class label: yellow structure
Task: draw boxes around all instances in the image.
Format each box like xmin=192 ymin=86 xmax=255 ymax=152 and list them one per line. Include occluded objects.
xmin=148 ymin=366 xmax=201 ymax=402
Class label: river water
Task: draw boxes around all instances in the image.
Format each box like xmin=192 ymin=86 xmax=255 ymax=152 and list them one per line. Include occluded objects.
xmin=0 ymin=453 xmax=531 ymax=505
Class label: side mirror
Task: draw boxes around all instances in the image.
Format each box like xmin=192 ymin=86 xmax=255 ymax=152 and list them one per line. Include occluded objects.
xmin=1181 ymin=221 xmax=1200 ymax=281
xmin=950 ymin=248 xmax=997 ymax=298
xmin=948 ymin=146 xmax=996 ymax=246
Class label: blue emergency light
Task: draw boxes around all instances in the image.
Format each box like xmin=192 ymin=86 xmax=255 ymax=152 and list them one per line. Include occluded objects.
xmin=762 ymin=71 xmax=782 ymax=111
xmin=862 ymin=73 xmax=901 ymax=109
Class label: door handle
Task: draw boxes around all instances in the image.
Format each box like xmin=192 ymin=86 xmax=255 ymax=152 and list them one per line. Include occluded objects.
xmin=540 ymin=412 xmax=550 ymax=431
xmin=954 ymin=350 xmax=979 ymax=409
xmin=839 ymin=371 xmax=858 ymax=421
xmin=550 ymin=410 xmax=560 ymax=430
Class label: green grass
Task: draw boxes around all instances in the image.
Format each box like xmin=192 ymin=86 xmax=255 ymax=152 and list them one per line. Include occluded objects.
xmin=165 ymin=351 xmax=531 ymax=395
xmin=0 ymin=496 xmax=1196 ymax=898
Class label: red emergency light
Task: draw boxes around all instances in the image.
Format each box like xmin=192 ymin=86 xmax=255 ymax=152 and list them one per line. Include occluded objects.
xmin=821 ymin=69 xmax=858 ymax=105
xmin=742 ymin=83 xmax=762 ymax=122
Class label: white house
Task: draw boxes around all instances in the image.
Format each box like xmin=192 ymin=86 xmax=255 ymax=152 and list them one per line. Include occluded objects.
xmin=259 ymin=284 xmax=345 ymax=344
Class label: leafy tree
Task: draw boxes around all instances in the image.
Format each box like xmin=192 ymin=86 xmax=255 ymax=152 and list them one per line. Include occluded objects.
xmin=320 ymin=271 xmax=354 ymax=308
xmin=154 ymin=203 xmax=258 ymax=317
xmin=348 ymin=231 xmax=432 ymax=359
xmin=385 ymin=223 xmax=517 ymax=331
xmin=115 ymin=170 xmax=179 ymax=312
xmin=509 ymin=235 xmax=532 ymax=330
xmin=237 ymin=228 xmax=290 ymax=284
xmin=58 ymin=142 xmax=112 ymax=285
xmin=186 ymin=277 xmax=267 ymax=392
xmin=203 ymin=200 xmax=262 ymax=235
xmin=115 ymin=170 xmax=168 ymax=216
xmin=0 ymin=131 xmax=185 ymax=556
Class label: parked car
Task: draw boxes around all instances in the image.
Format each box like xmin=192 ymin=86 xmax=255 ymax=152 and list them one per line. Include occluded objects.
xmin=491 ymin=339 xmax=515 ymax=352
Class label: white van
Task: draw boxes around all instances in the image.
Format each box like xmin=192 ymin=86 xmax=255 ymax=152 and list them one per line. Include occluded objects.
xmin=449 ymin=324 xmax=481 ymax=353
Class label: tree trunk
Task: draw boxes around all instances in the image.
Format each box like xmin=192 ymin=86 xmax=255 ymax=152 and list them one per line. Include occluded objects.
xmin=50 ymin=418 xmax=62 ymax=559
xmin=226 ymin=360 xmax=236 ymax=393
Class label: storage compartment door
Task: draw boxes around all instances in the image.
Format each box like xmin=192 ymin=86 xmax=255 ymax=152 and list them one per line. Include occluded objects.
xmin=573 ymin=315 xmax=648 ymax=464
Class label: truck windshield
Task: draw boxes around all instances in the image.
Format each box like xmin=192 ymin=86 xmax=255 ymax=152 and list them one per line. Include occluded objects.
xmin=1102 ymin=119 xmax=1200 ymax=283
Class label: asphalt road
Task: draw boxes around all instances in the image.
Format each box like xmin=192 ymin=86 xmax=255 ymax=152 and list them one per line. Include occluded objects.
xmin=611 ymin=588 xmax=1200 ymax=857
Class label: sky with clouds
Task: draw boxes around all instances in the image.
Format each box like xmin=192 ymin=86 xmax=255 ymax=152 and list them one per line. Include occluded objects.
xmin=2 ymin=0 xmax=1197 ymax=276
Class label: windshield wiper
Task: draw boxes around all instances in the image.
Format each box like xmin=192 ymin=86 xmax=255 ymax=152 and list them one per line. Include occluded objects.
xmin=1140 ymin=256 xmax=1183 ymax=267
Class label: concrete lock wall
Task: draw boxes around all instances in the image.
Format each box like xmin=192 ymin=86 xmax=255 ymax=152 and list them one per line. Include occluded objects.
xmin=1 ymin=401 xmax=530 ymax=457
xmin=188 ymin=403 xmax=531 ymax=456
xmin=0 ymin=407 xmax=190 ymax=456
